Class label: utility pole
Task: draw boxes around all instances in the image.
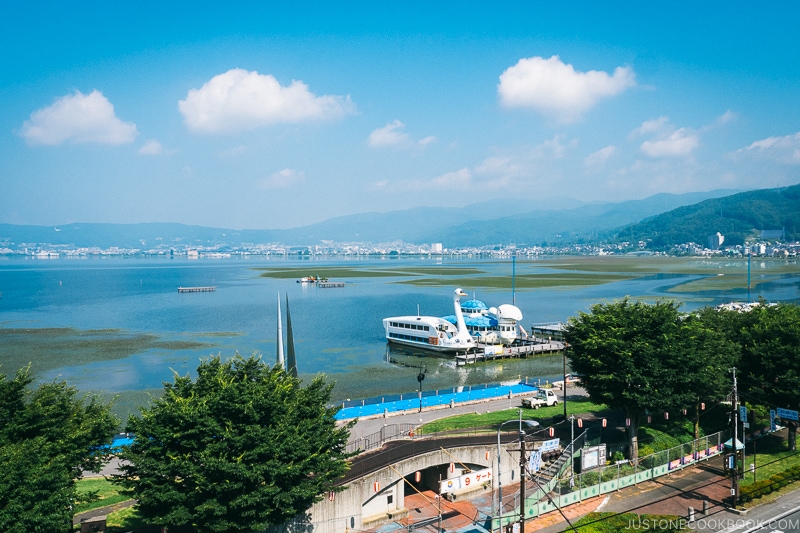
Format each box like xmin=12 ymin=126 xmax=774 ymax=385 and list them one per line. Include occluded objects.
xmin=518 ymin=429 xmax=526 ymax=533
xmin=731 ymin=367 xmax=739 ymax=508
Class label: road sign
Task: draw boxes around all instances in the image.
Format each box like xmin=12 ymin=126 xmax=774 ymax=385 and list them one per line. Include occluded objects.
xmin=739 ymin=405 xmax=747 ymax=421
xmin=529 ymin=450 xmax=542 ymax=472
xmin=777 ymin=407 xmax=799 ymax=421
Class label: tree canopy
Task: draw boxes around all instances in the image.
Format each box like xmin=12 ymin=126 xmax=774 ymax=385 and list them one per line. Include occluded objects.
xmin=0 ymin=366 xmax=117 ymax=533
xmin=115 ymin=354 xmax=353 ymax=532
xmin=726 ymin=303 xmax=800 ymax=450
xmin=564 ymin=298 xmax=736 ymax=460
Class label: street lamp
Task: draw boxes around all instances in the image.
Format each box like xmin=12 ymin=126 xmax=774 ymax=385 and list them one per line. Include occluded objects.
xmin=416 ymin=363 xmax=428 ymax=414
xmin=496 ymin=414 xmax=539 ymax=533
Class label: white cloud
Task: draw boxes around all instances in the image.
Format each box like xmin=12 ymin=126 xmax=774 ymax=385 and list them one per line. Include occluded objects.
xmin=738 ymin=132 xmax=800 ymax=165
xmin=18 ymin=90 xmax=138 ymax=146
xmin=179 ymin=68 xmax=355 ymax=134
xmin=498 ymin=55 xmax=635 ymax=123
xmin=584 ymin=145 xmax=617 ymax=170
xmin=369 ymin=120 xmax=436 ymax=148
xmin=257 ymin=168 xmax=306 ymax=190
xmin=640 ymin=128 xmax=699 ymax=158
xmin=630 ymin=116 xmax=669 ymax=138
xmin=532 ymin=134 xmax=577 ymax=159
xmin=139 ymin=140 xmax=165 ymax=155
xmin=431 ymin=168 xmax=472 ymax=188
xmin=369 ymin=120 xmax=409 ymax=146
xmin=716 ymin=110 xmax=737 ymax=125
xmin=474 ymin=156 xmax=521 ymax=178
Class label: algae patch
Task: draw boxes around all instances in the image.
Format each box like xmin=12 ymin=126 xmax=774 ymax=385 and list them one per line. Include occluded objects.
xmin=0 ymin=328 xmax=216 ymax=376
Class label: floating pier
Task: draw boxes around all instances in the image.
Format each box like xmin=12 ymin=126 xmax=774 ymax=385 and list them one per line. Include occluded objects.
xmin=178 ymin=286 xmax=216 ymax=293
xmin=455 ymin=341 xmax=564 ymax=365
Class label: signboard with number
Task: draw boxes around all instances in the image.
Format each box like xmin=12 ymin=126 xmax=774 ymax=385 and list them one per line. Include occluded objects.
xmin=777 ymin=407 xmax=799 ymax=421
xmin=739 ymin=405 xmax=747 ymax=421
xmin=439 ymin=468 xmax=492 ymax=495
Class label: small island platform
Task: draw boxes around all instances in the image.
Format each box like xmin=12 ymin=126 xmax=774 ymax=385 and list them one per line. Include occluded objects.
xmin=178 ymin=286 xmax=216 ymax=293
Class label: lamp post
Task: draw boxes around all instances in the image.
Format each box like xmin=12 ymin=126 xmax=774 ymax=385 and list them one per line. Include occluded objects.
xmin=417 ymin=363 xmax=427 ymax=414
xmin=496 ymin=413 xmax=539 ymax=533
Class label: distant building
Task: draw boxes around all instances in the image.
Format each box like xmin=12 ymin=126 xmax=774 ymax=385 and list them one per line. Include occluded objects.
xmin=431 ymin=243 xmax=443 ymax=253
xmin=760 ymin=229 xmax=785 ymax=240
xmin=708 ymin=232 xmax=724 ymax=250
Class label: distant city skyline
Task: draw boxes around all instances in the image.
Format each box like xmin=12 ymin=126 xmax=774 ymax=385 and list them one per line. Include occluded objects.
xmin=2 ymin=1 xmax=799 ymax=230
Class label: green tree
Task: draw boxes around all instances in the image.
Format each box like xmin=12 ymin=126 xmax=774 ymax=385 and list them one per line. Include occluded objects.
xmin=115 ymin=354 xmax=353 ymax=532
xmin=564 ymin=299 xmax=730 ymax=461
xmin=733 ymin=303 xmax=800 ymax=450
xmin=679 ymin=310 xmax=740 ymax=439
xmin=0 ymin=367 xmax=117 ymax=533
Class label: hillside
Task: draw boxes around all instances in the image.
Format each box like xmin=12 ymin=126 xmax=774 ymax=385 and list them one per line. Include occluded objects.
xmin=614 ymin=184 xmax=800 ymax=249
xmin=0 ymin=189 xmax=743 ymax=249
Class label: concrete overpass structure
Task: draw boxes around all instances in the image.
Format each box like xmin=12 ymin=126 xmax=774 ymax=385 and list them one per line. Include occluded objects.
xmin=298 ymin=431 xmax=545 ymax=533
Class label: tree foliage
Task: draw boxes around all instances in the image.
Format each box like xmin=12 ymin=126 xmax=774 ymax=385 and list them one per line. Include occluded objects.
xmin=115 ymin=354 xmax=353 ymax=532
xmin=727 ymin=303 xmax=800 ymax=450
xmin=564 ymin=299 xmax=736 ymax=460
xmin=0 ymin=367 xmax=117 ymax=533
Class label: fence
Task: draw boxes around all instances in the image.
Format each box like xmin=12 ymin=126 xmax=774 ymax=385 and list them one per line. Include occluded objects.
xmin=494 ymin=429 xmax=731 ymax=530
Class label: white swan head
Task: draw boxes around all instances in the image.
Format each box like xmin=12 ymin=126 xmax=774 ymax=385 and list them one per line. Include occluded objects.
xmin=453 ymin=288 xmax=467 ymax=300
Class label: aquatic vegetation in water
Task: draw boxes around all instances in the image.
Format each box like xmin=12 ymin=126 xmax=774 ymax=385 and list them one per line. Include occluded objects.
xmin=0 ymin=328 xmax=215 ymax=376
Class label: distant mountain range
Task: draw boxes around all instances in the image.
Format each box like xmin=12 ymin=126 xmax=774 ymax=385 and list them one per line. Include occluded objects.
xmin=614 ymin=183 xmax=800 ymax=248
xmin=3 ymin=186 xmax=796 ymax=249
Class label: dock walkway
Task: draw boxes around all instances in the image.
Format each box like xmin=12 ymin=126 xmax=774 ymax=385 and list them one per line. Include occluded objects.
xmin=177 ymin=286 xmax=216 ymax=293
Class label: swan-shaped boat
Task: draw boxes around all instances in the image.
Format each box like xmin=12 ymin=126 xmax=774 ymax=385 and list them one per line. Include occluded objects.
xmin=382 ymin=288 xmax=476 ymax=352
xmin=441 ymin=297 xmax=524 ymax=345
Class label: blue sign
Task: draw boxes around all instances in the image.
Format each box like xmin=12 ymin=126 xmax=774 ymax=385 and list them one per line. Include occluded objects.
xmin=777 ymin=407 xmax=799 ymax=421
xmin=538 ymin=438 xmax=560 ymax=453
xmin=739 ymin=405 xmax=747 ymax=421
xmin=529 ymin=450 xmax=542 ymax=472
xmin=770 ymin=409 xmax=777 ymax=431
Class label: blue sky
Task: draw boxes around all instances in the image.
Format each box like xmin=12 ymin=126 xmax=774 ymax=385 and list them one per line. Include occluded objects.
xmin=2 ymin=1 xmax=799 ymax=229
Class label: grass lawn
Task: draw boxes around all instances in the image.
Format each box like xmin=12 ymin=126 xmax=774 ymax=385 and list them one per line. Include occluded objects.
xmin=73 ymin=477 xmax=132 ymax=515
xmin=419 ymin=398 xmax=609 ymax=433
xmin=740 ymin=433 xmax=800 ymax=487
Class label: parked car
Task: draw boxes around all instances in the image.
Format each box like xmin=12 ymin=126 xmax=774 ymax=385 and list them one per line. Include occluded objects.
xmin=522 ymin=389 xmax=559 ymax=409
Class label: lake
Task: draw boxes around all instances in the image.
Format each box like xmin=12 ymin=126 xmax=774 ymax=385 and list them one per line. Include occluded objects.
xmin=1 ymin=254 xmax=798 ymax=411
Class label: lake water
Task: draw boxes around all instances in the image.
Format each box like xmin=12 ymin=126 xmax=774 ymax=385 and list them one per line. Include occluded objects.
xmin=1 ymin=255 xmax=798 ymax=405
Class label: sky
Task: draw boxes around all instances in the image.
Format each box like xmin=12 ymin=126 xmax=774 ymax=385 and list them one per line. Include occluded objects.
xmin=2 ymin=1 xmax=799 ymax=230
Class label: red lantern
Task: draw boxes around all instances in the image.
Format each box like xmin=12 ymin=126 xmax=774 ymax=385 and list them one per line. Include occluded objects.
xmin=485 ymin=450 xmax=490 ymax=460
xmin=602 ymin=418 xmax=607 ymax=428
xmin=415 ymin=471 xmax=421 ymax=483
xmin=577 ymin=418 xmax=583 ymax=428
xmin=664 ymin=412 xmax=669 ymax=420
xmin=450 ymin=462 xmax=455 ymax=473
xmin=374 ymin=481 xmax=381 ymax=492
xmin=701 ymin=402 xmax=705 ymax=410
xmin=548 ymin=427 xmax=555 ymax=437
xmin=647 ymin=415 xmax=652 ymax=423
xmin=625 ymin=418 xmax=631 ymax=427
xmin=328 ymin=491 xmax=335 ymax=501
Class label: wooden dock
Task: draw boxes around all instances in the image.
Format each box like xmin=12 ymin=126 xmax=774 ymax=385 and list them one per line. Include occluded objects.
xmin=317 ymin=281 xmax=345 ymax=288
xmin=178 ymin=286 xmax=216 ymax=293
xmin=456 ymin=341 xmax=564 ymax=365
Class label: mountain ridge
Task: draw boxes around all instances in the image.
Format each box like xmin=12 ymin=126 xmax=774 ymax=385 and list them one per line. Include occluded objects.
xmin=0 ymin=188 xmax=747 ymax=249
